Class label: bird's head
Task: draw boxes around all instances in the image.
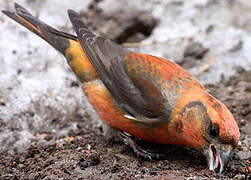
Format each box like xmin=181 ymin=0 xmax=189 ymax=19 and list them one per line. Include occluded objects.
xmin=200 ymin=93 xmax=240 ymax=175
xmin=172 ymin=88 xmax=240 ymax=174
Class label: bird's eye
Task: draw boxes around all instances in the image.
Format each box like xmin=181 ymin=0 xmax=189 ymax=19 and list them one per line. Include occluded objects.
xmin=210 ymin=123 xmax=219 ymax=136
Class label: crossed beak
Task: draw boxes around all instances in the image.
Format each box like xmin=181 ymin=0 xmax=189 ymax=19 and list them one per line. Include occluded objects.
xmin=205 ymin=144 xmax=232 ymax=175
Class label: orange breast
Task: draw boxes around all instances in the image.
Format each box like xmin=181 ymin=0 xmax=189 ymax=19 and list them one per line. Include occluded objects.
xmin=82 ymin=80 xmax=184 ymax=145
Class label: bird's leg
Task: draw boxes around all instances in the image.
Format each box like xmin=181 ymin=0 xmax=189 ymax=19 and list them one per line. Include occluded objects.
xmin=102 ymin=123 xmax=123 ymax=143
xmin=119 ymin=132 xmax=170 ymax=160
xmin=102 ymin=124 xmax=170 ymax=159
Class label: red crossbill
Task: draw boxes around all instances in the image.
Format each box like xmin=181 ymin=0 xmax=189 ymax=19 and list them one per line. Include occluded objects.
xmin=2 ymin=3 xmax=240 ymax=174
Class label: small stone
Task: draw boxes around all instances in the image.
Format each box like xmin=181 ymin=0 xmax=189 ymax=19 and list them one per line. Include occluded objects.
xmin=135 ymin=170 xmax=141 ymax=174
xmin=79 ymin=160 xmax=89 ymax=170
xmin=87 ymin=144 xmax=91 ymax=150
xmin=70 ymin=81 xmax=79 ymax=87
xmin=76 ymin=147 xmax=82 ymax=151
xmin=233 ymin=174 xmax=245 ymax=180
xmin=149 ymin=167 xmax=157 ymax=175
xmin=111 ymin=164 xmax=121 ymax=173
xmin=240 ymin=119 xmax=247 ymax=126
xmin=0 ymin=98 xmax=5 ymax=106
xmin=184 ymin=41 xmax=208 ymax=59
xmin=229 ymin=40 xmax=243 ymax=52
xmin=107 ymin=148 xmax=112 ymax=153
xmin=4 ymin=166 xmax=14 ymax=174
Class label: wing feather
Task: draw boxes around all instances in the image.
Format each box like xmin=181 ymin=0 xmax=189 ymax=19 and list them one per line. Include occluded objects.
xmin=68 ymin=10 xmax=170 ymax=123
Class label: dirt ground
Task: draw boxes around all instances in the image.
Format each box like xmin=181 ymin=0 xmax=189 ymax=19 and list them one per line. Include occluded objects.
xmin=0 ymin=68 xmax=250 ymax=179
xmin=0 ymin=0 xmax=250 ymax=179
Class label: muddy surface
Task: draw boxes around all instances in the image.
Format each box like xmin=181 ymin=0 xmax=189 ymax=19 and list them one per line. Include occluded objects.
xmin=0 ymin=0 xmax=251 ymax=179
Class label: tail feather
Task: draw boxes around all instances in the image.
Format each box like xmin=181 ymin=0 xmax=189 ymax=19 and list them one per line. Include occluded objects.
xmin=2 ymin=9 xmax=43 ymax=40
xmin=2 ymin=3 xmax=98 ymax=83
xmin=2 ymin=3 xmax=77 ymax=54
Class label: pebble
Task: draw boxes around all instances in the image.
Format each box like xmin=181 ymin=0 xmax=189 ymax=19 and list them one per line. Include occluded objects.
xmin=4 ymin=166 xmax=14 ymax=174
xmin=233 ymin=174 xmax=245 ymax=180
xmin=79 ymin=160 xmax=90 ymax=170
xmin=149 ymin=168 xmax=157 ymax=175
xmin=87 ymin=144 xmax=91 ymax=150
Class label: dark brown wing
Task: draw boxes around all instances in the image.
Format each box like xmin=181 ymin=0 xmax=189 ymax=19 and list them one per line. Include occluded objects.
xmin=68 ymin=10 xmax=171 ymax=122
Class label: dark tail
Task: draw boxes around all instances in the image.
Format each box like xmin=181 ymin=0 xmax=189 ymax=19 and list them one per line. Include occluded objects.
xmin=2 ymin=3 xmax=77 ymax=54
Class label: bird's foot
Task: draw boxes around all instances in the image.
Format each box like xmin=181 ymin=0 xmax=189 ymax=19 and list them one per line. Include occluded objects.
xmin=119 ymin=132 xmax=169 ymax=160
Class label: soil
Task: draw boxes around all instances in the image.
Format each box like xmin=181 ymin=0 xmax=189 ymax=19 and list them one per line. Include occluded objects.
xmin=0 ymin=0 xmax=250 ymax=179
xmin=0 ymin=68 xmax=250 ymax=179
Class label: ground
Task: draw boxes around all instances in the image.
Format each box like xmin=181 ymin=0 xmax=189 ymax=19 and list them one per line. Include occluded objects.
xmin=0 ymin=0 xmax=250 ymax=179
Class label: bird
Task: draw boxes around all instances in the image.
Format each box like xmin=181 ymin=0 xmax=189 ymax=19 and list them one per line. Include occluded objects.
xmin=2 ymin=3 xmax=240 ymax=175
